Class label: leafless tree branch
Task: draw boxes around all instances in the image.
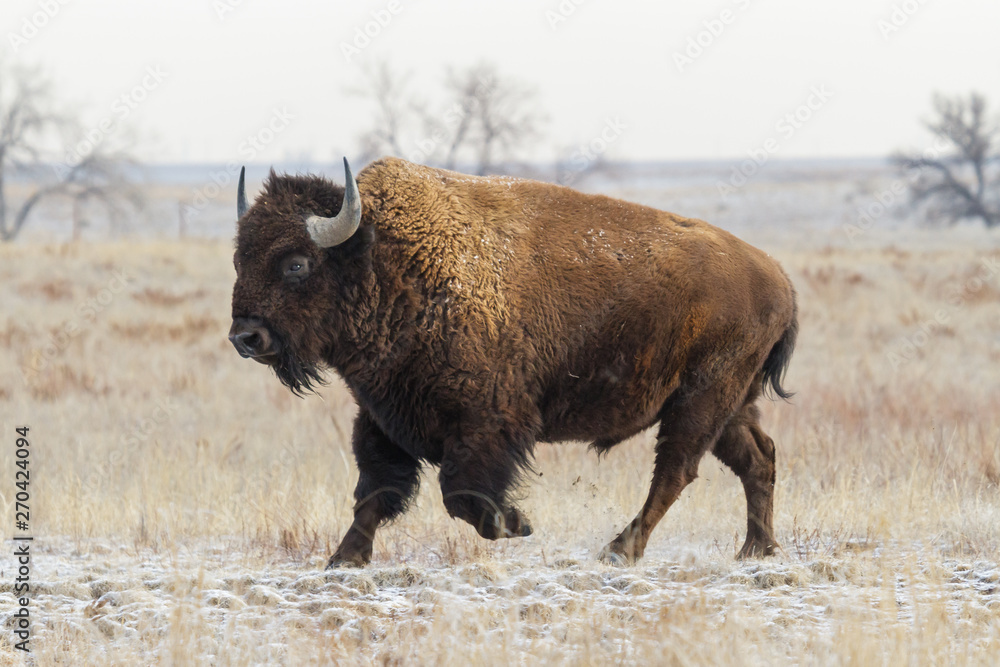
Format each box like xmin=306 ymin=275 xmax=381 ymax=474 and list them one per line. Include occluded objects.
xmin=350 ymin=61 xmax=545 ymax=176
xmin=0 ymin=60 xmax=142 ymax=241
xmin=893 ymin=92 xmax=1000 ymax=227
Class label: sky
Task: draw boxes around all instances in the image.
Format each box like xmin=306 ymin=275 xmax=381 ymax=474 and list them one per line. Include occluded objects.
xmin=3 ymin=0 xmax=999 ymax=165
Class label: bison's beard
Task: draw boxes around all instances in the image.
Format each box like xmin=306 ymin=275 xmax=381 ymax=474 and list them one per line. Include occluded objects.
xmin=269 ymin=329 xmax=328 ymax=397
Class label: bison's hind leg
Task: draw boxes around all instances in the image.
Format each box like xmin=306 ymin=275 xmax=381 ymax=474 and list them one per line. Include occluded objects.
xmin=599 ymin=385 xmax=735 ymax=566
xmin=712 ymin=402 xmax=779 ymax=559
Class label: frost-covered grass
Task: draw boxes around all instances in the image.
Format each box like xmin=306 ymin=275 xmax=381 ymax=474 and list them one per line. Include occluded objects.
xmin=1 ymin=220 xmax=999 ymax=664
xmin=7 ymin=540 xmax=1000 ymax=664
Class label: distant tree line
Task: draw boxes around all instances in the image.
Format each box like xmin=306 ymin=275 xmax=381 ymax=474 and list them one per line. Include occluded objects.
xmin=8 ymin=57 xmax=995 ymax=241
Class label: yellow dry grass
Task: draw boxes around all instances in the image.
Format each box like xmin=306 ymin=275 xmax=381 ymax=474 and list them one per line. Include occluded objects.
xmin=0 ymin=233 xmax=998 ymax=665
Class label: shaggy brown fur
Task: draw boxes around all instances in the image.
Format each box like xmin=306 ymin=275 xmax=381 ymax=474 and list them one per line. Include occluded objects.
xmin=230 ymin=157 xmax=798 ymax=567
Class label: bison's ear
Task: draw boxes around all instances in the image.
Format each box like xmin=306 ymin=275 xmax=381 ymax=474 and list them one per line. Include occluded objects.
xmin=237 ymin=166 xmax=249 ymax=220
xmin=306 ymin=158 xmax=362 ymax=248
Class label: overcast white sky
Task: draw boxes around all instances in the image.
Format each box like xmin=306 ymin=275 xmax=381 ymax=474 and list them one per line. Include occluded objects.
xmin=4 ymin=0 xmax=999 ymax=164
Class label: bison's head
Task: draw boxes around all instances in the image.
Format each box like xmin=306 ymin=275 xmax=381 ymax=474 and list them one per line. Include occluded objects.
xmin=228 ymin=159 xmax=370 ymax=395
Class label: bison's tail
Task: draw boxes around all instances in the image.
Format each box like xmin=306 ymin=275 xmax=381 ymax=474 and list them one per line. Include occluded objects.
xmin=761 ymin=289 xmax=798 ymax=401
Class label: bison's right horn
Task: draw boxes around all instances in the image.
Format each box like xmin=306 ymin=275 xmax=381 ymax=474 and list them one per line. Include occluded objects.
xmin=237 ymin=166 xmax=249 ymax=219
xmin=306 ymin=158 xmax=362 ymax=248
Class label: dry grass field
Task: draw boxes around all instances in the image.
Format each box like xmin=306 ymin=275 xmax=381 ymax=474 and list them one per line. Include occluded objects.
xmin=1 ymin=230 xmax=999 ymax=664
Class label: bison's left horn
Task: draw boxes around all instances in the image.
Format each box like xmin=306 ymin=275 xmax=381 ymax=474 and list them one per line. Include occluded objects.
xmin=237 ymin=166 xmax=249 ymax=219
xmin=306 ymin=158 xmax=362 ymax=248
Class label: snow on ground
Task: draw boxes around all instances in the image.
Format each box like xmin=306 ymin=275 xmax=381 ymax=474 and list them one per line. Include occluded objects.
xmin=2 ymin=539 xmax=997 ymax=664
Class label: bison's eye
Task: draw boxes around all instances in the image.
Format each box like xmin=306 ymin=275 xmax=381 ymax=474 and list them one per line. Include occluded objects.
xmin=280 ymin=254 xmax=312 ymax=284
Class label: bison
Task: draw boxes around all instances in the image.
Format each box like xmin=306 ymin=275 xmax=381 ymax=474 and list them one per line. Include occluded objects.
xmin=229 ymin=157 xmax=797 ymax=568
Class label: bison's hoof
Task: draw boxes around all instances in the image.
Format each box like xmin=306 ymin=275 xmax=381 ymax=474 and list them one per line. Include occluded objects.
xmin=476 ymin=508 xmax=533 ymax=540
xmin=504 ymin=509 xmax=533 ymax=538
xmin=325 ymin=552 xmax=369 ymax=570
xmin=597 ymin=545 xmax=636 ymax=567
xmin=597 ymin=544 xmax=632 ymax=567
xmin=736 ymin=539 xmax=777 ymax=560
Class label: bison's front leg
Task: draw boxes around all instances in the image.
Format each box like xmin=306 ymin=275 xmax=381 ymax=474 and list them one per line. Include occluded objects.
xmin=438 ymin=436 xmax=533 ymax=540
xmin=327 ymin=412 xmax=421 ymax=569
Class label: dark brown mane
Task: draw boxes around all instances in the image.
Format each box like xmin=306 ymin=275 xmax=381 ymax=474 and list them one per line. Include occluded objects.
xmin=258 ymin=170 xmax=346 ymax=220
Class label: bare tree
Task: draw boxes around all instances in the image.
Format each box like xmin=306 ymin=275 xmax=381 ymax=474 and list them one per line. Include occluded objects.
xmin=894 ymin=92 xmax=1000 ymax=227
xmin=65 ymin=154 xmax=144 ymax=240
xmin=348 ymin=61 xmax=411 ymax=163
xmin=351 ymin=61 xmax=544 ymax=175
xmin=0 ymin=61 xmax=141 ymax=242
xmin=437 ymin=68 xmax=481 ymax=170
xmin=446 ymin=64 xmax=543 ymax=175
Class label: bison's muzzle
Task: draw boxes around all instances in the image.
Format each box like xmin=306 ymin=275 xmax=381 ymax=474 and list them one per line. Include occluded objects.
xmin=228 ymin=317 xmax=276 ymax=363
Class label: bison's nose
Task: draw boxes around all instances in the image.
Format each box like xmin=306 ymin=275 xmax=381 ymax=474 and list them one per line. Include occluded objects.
xmin=228 ymin=318 xmax=275 ymax=359
xmin=231 ymin=330 xmax=262 ymax=357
